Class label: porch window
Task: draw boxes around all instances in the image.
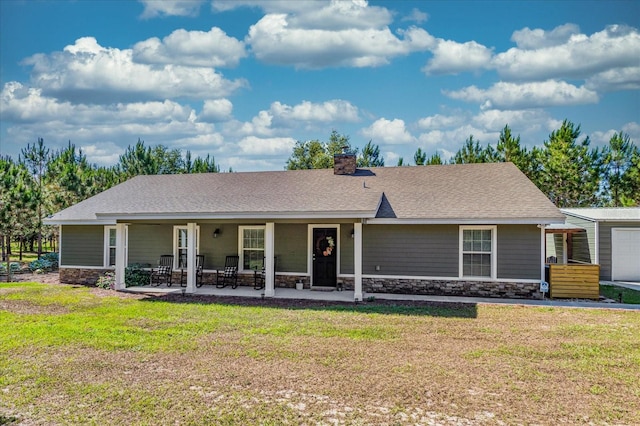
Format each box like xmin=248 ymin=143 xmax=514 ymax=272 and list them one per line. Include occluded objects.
xmin=239 ymin=226 xmax=265 ymax=271
xmin=460 ymin=226 xmax=496 ymax=279
xmin=104 ymin=226 xmax=127 ymax=267
xmin=173 ymin=226 xmax=200 ymax=268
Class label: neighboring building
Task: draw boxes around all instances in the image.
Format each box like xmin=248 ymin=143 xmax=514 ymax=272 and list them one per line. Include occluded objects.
xmin=44 ymin=157 xmax=564 ymax=300
xmin=560 ymin=208 xmax=640 ymax=282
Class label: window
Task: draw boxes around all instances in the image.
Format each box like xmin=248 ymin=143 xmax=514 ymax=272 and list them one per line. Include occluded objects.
xmin=460 ymin=226 xmax=496 ymax=279
xmin=104 ymin=226 xmax=127 ymax=267
xmin=173 ymin=226 xmax=200 ymax=268
xmin=239 ymin=226 xmax=265 ymax=271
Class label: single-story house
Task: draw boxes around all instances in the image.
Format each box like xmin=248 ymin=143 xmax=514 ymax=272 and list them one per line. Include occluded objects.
xmin=44 ymin=156 xmax=565 ymax=300
xmin=558 ymin=208 xmax=640 ymax=282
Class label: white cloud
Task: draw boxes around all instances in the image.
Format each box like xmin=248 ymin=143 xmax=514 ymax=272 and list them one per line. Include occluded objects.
xmin=494 ymin=25 xmax=640 ymax=82
xmin=360 ymin=118 xmax=415 ymax=145
xmin=417 ymin=125 xmax=498 ymax=154
xmin=511 ymin=23 xmax=581 ymax=49
xmin=586 ymin=66 xmax=640 ymax=92
xmin=445 ymin=80 xmax=599 ymax=110
xmin=270 ymin=100 xmax=359 ymax=124
xmin=246 ymin=13 xmax=434 ymax=69
xmin=472 ymin=109 xmax=550 ymax=133
xmin=22 ymin=37 xmax=247 ymax=104
xmin=417 ymin=113 xmax=466 ymax=130
xmin=588 ymin=123 xmax=639 ymax=148
xmin=139 ymin=0 xmax=204 ymax=18
xmin=402 ymin=8 xmax=428 ymax=24
xmin=238 ymin=136 xmax=296 ymax=155
xmin=423 ymin=39 xmax=493 ymax=75
xmin=200 ymin=99 xmax=233 ymax=122
xmin=132 ymin=27 xmax=246 ymax=68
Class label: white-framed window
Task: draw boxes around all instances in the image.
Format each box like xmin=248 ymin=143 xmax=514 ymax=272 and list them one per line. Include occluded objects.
xmin=173 ymin=225 xmax=200 ymax=268
xmin=104 ymin=226 xmax=128 ymax=267
xmin=239 ymin=226 xmax=265 ymax=271
xmin=459 ymin=226 xmax=497 ymax=279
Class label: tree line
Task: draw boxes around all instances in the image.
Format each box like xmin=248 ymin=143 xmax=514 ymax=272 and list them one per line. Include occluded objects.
xmin=1 ymin=119 xmax=638 ymax=261
xmin=1 ymin=139 xmax=220 ymax=260
xmin=287 ymin=121 xmax=639 ymax=208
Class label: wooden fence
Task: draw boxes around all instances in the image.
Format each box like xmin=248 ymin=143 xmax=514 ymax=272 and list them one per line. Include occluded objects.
xmin=549 ymin=264 xmax=600 ymax=299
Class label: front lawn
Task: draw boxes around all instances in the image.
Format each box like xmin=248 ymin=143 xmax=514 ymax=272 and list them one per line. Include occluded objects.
xmin=601 ymin=284 xmax=640 ymax=304
xmin=1 ymin=282 xmax=639 ymax=425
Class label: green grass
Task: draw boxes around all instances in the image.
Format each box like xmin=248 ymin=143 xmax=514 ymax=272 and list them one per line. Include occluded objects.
xmin=601 ymin=284 xmax=640 ymax=304
xmin=1 ymin=282 xmax=639 ymax=425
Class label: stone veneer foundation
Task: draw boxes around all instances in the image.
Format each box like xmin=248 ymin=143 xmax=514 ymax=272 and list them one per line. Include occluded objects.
xmin=363 ymin=277 xmax=541 ymax=299
xmin=61 ymin=268 xmax=541 ymax=299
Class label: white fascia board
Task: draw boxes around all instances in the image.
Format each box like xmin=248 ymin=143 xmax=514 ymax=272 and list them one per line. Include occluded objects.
xmin=44 ymin=219 xmax=116 ymax=225
xmin=367 ymin=217 xmax=565 ymax=225
xmin=560 ymin=210 xmax=598 ymax=222
xmin=96 ymin=210 xmax=378 ymax=221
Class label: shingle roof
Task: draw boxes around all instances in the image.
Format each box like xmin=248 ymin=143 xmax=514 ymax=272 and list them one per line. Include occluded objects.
xmin=45 ymin=162 xmax=563 ymax=224
xmin=562 ymin=207 xmax=640 ymax=222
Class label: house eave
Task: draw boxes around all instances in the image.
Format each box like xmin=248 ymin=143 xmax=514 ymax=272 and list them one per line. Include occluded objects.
xmin=95 ymin=211 xmax=378 ymax=221
xmin=43 ymin=218 xmax=116 ymax=226
xmin=367 ymin=217 xmax=565 ymax=225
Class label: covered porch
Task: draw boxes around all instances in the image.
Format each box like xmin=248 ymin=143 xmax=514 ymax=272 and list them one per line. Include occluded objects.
xmin=545 ymin=223 xmax=600 ymax=299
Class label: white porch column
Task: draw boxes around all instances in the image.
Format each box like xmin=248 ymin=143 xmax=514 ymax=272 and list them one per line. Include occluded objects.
xmin=354 ymin=222 xmax=363 ymax=301
xmin=114 ymin=223 xmax=127 ymax=290
xmin=264 ymin=222 xmax=275 ymax=297
xmin=185 ymin=222 xmax=197 ymax=294
xmin=540 ymin=225 xmax=546 ymax=282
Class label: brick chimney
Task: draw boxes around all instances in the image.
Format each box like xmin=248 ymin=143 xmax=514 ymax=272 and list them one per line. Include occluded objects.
xmin=333 ymin=153 xmax=357 ymax=175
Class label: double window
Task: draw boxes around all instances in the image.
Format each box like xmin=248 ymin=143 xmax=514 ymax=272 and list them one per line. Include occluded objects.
xmin=460 ymin=226 xmax=496 ymax=279
xmin=239 ymin=226 xmax=265 ymax=271
xmin=104 ymin=226 xmax=127 ymax=267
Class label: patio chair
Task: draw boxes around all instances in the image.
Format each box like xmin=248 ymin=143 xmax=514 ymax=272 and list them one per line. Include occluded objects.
xmin=179 ymin=254 xmax=205 ymax=288
xmin=216 ymin=255 xmax=239 ymax=289
xmin=254 ymin=256 xmax=277 ymax=290
xmin=150 ymin=255 xmax=174 ymax=287
xmin=195 ymin=255 xmax=205 ymax=288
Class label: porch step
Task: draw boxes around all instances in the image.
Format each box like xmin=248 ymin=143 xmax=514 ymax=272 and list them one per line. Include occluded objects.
xmin=311 ymin=286 xmax=335 ymax=292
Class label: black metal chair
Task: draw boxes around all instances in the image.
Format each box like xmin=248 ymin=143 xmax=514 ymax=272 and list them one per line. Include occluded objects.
xmin=254 ymin=256 xmax=277 ymax=290
xmin=216 ymin=255 xmax=239 ymax=289
xmin=150 ymin=255 xmax=173 ymax=287
xmin=195 ymin=255 xmax=205 ymax=288
xmin=179 ymin=254 xmax=205 ymax=288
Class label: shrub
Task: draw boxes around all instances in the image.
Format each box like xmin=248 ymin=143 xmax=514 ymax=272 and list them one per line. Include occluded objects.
xmin=125 ymin=264 xmax=151 ymax=287
xmin=29 ymin=258 xmax=53 ymax=272
xmin=96 ymin=272 xmax=116 ymax=290
xmin=1 ymin=262 xmax=22 ymax=273
xmin=41 ymin=252 xmax=59 ymax=269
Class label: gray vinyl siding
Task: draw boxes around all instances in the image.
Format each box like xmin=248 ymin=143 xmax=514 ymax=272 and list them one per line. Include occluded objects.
xmin=497 ymin=225 xmax=540 ymax=280
xmin=362 ymin=224 xmax=458 ymax=276
xmin=60 ymin=225 xmax=103 ymax=266
xmin=564 ymin=216 xmax=596 ymax=263
xmin=274 ymin=224 xmax=307 ymax=273
xmin=598 ymin=222 xmax=639 ymax=280
xmin=127 ymin=224 xmax=173 ymax=266
xmin=201 ymin=224 xmax=238 ymax=270
xmin=340 ymin=224 xmax=354 ymax=274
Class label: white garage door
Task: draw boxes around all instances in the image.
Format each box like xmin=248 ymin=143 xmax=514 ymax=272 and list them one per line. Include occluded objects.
xmin=611 ymin=228 xmax=640 ymax=281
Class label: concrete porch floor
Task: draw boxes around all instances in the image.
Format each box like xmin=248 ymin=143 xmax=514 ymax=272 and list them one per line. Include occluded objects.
xmin=123 ymin=284 xmax=357 ymax=302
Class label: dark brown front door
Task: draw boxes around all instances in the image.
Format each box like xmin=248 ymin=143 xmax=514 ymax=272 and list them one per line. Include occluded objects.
xmin=312 ymin=228 xmax=337 ymax=287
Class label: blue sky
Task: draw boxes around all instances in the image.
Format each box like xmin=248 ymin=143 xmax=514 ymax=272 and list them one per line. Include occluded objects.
xmin=1 ymin=0 xmax=638 ymax=171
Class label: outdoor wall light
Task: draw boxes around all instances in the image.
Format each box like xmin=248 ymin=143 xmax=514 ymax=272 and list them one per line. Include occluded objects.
xmin=350 ymin=228 xmax=355 ymax=238
xmin=213 ymin=228 xmax=221 ymax=238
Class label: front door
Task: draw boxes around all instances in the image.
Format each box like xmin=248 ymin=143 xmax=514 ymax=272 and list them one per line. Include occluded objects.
xmin=312 ymin=227 xmax=337 ymax=287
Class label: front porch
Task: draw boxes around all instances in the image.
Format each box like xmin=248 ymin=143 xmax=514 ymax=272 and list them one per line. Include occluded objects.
xmin=123 ymin=282 xmax=357 ymax=302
